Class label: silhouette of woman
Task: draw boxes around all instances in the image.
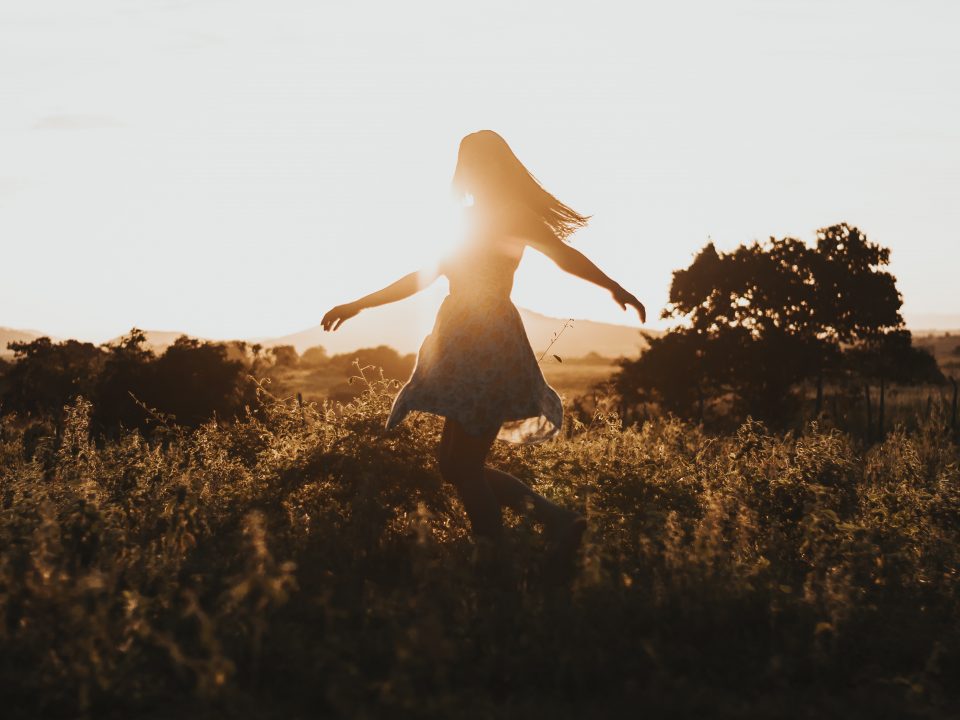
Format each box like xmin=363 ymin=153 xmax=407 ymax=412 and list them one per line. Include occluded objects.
xmin=322 ymin=130 xmax=645 ymax=559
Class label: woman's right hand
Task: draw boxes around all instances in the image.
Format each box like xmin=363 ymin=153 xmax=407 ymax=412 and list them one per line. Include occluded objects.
xmin=321 ymin=302 xmax=360 ymax=331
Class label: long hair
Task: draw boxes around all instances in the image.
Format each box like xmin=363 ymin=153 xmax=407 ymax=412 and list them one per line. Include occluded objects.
xmin=451 ymin=130 xmax=589 ymax=241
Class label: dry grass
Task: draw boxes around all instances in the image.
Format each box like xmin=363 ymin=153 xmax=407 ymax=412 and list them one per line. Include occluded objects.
xmin=1 ymin=372 xmax=958 ymax=718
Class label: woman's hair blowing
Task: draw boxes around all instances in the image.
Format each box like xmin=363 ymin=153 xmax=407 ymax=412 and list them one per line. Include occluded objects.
xmin=451 ymin=130 xmax=589 ymax=241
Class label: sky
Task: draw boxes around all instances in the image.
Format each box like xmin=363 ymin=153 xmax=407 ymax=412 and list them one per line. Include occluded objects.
xmin=1 ymin=0 xmax=958 ymax=344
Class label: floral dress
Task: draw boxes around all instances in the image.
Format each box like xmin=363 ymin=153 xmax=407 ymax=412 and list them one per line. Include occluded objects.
xmin=385 ymin=221 xmax=563 ymax=444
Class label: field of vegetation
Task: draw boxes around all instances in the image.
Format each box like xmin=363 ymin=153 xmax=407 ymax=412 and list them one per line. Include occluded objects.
xmin=2 ymin=370 xmax=958 ymax=719
xmin=261 ymin=346 xmax=619 ymax=406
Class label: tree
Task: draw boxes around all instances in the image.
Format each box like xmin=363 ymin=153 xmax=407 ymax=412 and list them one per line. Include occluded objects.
xmin=92 ymin=329 xmax=156 ymax=432
xmin=149 ymin=336 xmax=249 ymax=427
xmin=616 ymin=224 xmax=912 ymax=425
xmin=615 ymin=329 xmax=715 ymax=420
xmin=1 ymin=337 xmax=105 ymax=418
xmin=269 ymin=345 xmax=299 ymax=369
xmin=300 ymin=345 xmax=329 ymax=367
xmin=328 ymin=346 xmax=415 ymax=381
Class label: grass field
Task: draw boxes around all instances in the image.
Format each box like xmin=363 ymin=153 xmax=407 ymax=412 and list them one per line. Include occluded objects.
xmin=914 ymin=331 xmax=960 ymax=371
xmin=1 ymin=374 xmax=958 ymax=719
xmin=264 ymin=356 xmax=621 ymax=408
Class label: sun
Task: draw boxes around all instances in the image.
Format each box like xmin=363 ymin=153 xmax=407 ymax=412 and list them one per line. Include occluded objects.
xmin=414 ymin=194 xmax=475 ymax=285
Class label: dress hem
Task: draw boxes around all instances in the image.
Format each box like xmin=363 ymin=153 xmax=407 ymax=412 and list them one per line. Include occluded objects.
xmin=385 ymin=389 xmax=563 ymax=445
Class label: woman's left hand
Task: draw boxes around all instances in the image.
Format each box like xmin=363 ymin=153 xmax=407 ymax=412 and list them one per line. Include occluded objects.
xmin=611 ymin=285 xmax=646 ymax=323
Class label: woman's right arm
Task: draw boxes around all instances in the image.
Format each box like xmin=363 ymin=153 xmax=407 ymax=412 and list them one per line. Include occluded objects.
xmin=322 ymin=267 xmax=441 ymax=331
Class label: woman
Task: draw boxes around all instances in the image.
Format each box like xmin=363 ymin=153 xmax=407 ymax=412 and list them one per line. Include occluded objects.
xmin=322 ymin=130 xmax=645 ymax=559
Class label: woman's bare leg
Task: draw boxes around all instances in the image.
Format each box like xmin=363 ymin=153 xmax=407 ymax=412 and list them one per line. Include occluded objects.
xmin=484 ymin=463 xmax=586 ymax=574
xmin=437 ymin=419 xmax=502 ymax=539
xmin=438 ymin=418 xmax=584 ymax=544
xmin=482 ymin=467 xmax=582 ymax=531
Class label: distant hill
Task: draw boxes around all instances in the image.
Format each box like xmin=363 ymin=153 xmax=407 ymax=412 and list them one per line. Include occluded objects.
xmin=904 ymin=313 xmax=960 ymax=331
xmin=0 ymin=327 xmax=54 ymax=357
xmin=262 ymin=296 xmax=654 ymax=360
xmin=2 ymin=299 xmax=654 ymax=361
xmin=912 ymin=330 xmax=960 ymax=374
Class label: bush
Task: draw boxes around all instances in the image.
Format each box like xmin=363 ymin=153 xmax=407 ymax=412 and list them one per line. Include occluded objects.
xmin=267 ymin=345 xmax=299 ymax=369
xmin=299 ymin=345 xmax=329 ymax=367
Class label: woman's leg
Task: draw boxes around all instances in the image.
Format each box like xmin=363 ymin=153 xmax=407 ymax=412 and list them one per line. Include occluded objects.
xmin=437 ymin=418 xmax=584 ymax=542
xmin=483 ymin=461 xmax=586 ymax=572
xmin=437 ymin=418 xmax=502 ymax=539
xmin=482 ymin=467 xmax=582 ymax=531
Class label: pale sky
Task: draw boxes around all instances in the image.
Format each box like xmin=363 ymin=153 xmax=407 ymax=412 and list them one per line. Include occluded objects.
xmin=2 ymin=0 xmax=958 ymax=343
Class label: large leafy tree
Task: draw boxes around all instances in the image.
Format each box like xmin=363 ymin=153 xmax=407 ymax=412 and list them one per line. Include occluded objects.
xmin=616 ymin=223 xmax=926 ymax=425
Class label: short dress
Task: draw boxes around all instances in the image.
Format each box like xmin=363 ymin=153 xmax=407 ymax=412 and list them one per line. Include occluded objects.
xmin=384 ymin=228 xmax=563 ymax=444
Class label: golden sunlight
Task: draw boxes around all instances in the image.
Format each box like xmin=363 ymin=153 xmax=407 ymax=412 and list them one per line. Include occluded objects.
xmin=415 ymin=195 xmax=472 ymax=281
xmin=3 ymin=5 xmax=960 ymax=718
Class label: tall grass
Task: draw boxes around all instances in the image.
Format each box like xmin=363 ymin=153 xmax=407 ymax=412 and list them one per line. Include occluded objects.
xmin=1 ymin=369 xmax=958 ymax=718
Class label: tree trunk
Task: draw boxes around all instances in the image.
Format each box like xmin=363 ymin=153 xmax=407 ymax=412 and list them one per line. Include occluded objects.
xmin=864 ymin=383 xmax=872 ymax=444
xmin=697 ymin=385 xmax=704 ymax=424
xmin=878 ymin=373 xmax=885 ymax=439
xmin=815 ymin=371 xmax=824 ymax=417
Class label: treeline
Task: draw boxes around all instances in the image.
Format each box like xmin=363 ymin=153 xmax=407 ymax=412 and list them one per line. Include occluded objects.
xmin=0 ymin=330 xmax=415 ymax=433
xmin=0 ymin=331 xmax=252 ymax=434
